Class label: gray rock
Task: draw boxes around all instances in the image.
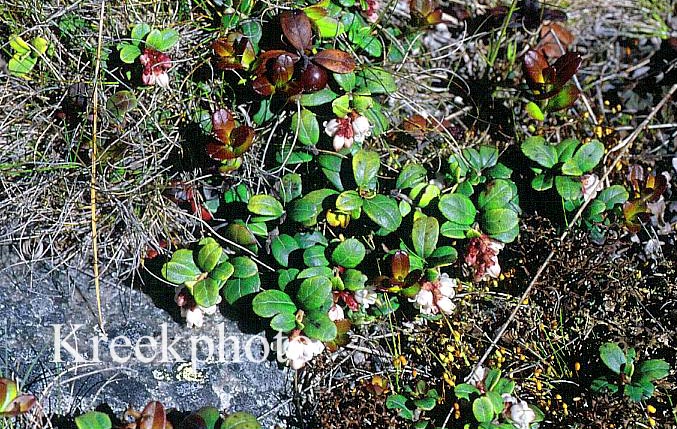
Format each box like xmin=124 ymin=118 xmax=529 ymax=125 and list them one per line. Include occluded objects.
xmin=0 ymin=247 xmax=292 ymax=426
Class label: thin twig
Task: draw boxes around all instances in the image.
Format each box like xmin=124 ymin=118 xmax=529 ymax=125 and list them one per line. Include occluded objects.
xmin=90 ymin=0 xmax=107 ymax=335
xmin=442 ymin=82 xmax=677 ymax=429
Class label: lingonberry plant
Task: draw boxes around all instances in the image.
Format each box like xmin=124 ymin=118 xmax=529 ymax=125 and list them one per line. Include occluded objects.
xmin=117 ymin=24 xmax=179 ymax=87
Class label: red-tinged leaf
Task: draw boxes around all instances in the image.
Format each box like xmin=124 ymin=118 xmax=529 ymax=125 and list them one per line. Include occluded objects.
xmin=313 ymin=49 xmax=355 ymax=73
xmin=425 ymin=9 xmax=444 ymax=25
xmin=537 ymin=22 xmax=574 ymax=59
xmin=230 ymin=125 xmax=255 ymax=155
xmin=403 ymin=114 xmax=427 ymax=140
xmin=646 ymin=172 xmax=669 ymax=202
xmin=252 ymin=75 xmax=275 ymax=96
xmin=524 ymin=49 xmax=548 ymax=89
xmin=623 ymin=199 xmax=649 ymax=233
xmin=545 ymin=83 xmax=580 ymax=112
xmin=552 ymin=51 xmax=582 ymax=88
xmin=627 ymin=164 xmax=644 ymax=194
xmin=271 ymin=53 xmax=296 ymax=85
xmin=212 ymin=33 xmax=255 ymax=70
xmin=0 ymin=395 xmax=36 ymax=417
xmin=280 ymin=10 xmax=313 ymax=52
xmin=391 ymin=250 xmax=410 ymax=283
xmin=206 ymin=140 xmax=237 ymax=160
xmin=212 ymin=109 xmax=235 ymax=144
xmin=139 ymin=401 xmax=166 ymax=429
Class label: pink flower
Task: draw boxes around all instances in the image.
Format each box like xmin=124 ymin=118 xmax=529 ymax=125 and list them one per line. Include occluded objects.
xmin=409 ymin=273 xmax=456 ymax=315
xmin=324 ymin=114 xmax=372 ymax=151
xmin=362 ymin=0 xmax=380 ymax=23
xmin=465 ymin=235 xmax=504 ymax=282
xmin=139 ymin=48 xmax=171 ymax=88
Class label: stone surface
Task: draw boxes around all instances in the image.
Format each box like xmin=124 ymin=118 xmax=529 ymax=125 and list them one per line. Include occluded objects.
xmin=0 ymin=247 xmax=292 ymax=426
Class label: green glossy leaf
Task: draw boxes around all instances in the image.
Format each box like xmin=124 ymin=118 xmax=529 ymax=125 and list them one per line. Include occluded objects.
xmin=119 ymin=43 xmax=141 ymax=63
xmin=298 ymin=266 xmax=333 ymax=279
xmin=482 ymin=209 xmax=519 ymax=239
xmin=556 ymin=138 xmax=579 ymax=162
xmin=292 ymin=109 xmax=320 ymax=146
xmin=162 ymin=249 xmax=201 ymax=284
xmin=332 ymin=94 xmax=351 ymax=118
xmin=146 ymin=28 xmax=179 ymax=52
xmin=438 ymin=193 xmax=476 ymax=225
xmin=224 ymin=274 xmax=260 ymax=304
xmin=353 ymin=149 xmax=380 ymax=190
xmin=332 ymin=238 xmax=366 ymax=268
xmin=253 ymin=290 xmax=296 ymax=317
xmin=197 ymin=240 xmax=222 ymax=272
xmin=525 ymin=101 xmax=544 ymax=121
xmin=303 ymin=310 xmax=337 ymax=341
xmin=297 ymin=276 xmax=333 ymax=310
xmin=396 ymin=164 xmax=427 ymax=189
xmin=555 ymin=175 xmax=582 ymax=201
xmin=221 ymin=411 xmax=262 ymax=429
xmin=596 ymin=185 xmax=629 ymax=210
xmin=625 ymin=381 xmax=654 ymax=402
xmin=278 ymin=268 xmax=299 ymax=290
xmin=521 ymin=136 xmax=557 ymax=168
xmin=386 ymin=394 xmax=414 ymax=420
xmin=485 ymin=368 xmax=501 ymax=391
xmin=454 ymin=383 xmax=480 ymax=400
xmin=303 ymin=245 xmax=329 ymax=267
xmin=413 ymin=397 xmax=436 ymax=411
xmin=486 ymin=391 xmax=504 ymax=415
xmin=363 ymin=195 xmax=402 ymax=231
xmin=639 ymin=359 xmax=670 ymax=381
xmin=230 ymin=256 xmax=258 ymax=278
xmin=318 ymin=154 xmax=344 ymax=191
xmin=192 ymin=278 xmax=221 ymax=307
xmin=288 ymin=189 xmax=338 ymax=224
xmin=472 ymin=396 xmax=495 ymax=423
xmin=599 ymin=342 xmax=626 ymax=374
xmin=8 ymin=56 xmax=37 ymax=77
xmin=531 ymin=173 xmax=553 ymax=191
xmin=334 ymin=72 xmax=356 ymax=92
xmin=478 ymin=179 xmax=517 ymax=211
xmin=336 ymin=190 xmax=363 ymax=211
xmin=571 ymin=140 xmax=604 ymax=174
xmin=295 ymin=231 xmax=329 ymax=249
xmin=545 ymin=83 xmax=580 ymax=112
xmin=428 ymin=245 xmax=458 ymax=266
xmin=412 ymin=215 xmax=438 ymax=259
xmin=358 ymin=67 xmax=396 ymax=94
xmin=271 ymin=234 xmax=301 ymax=267
xmin=487 ymin=162 xmax=513 ymax=180
xmin=299 ymin=87 xmax=338 ymax=106
xmin=210 ymin=262 xmax=235 ymax=283
xmin=343 ymin=269 xmax=367 ymax=291
xmin=192 ymin=406 xmax=220 ymax=429
xmin=280 ymin=173 xmax=302 ymax=203
xmin=591 ymin=377 xmax=618 ymax=393
xmin=439 ymin=221 xmax=469 ymax=239
xmin=270 ymin=312 xmax=297 ymax=332
xmin=247 ymin=194 xmax=284 ymax=218
xmin=224 ymin=224 xmax=258 ymax=247
xmin=131 ymin=24 xmax=151 ymax=44
xmin=75 ymin=411 xmax=112 ymax=429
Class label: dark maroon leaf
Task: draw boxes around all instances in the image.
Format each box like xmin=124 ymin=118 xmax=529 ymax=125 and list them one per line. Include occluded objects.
xmin=313 ymin=49 xmax=355 ymax=73
xmin=271 ymin=53 xmax=296 ymax=85
xmin=524 ymin=49 xmax=548 ymax=89
xmin=206 ymin=140 xmax=237 ymax=160
xmin=230 ymin=125 xmax=256 ymax=155
xmin=252 ymin=75 xmax=275 ymax=96
xmin=139 ymin=401 xmax=166 ymax=429
xmin=212 ymin=109 xmax=235 ymax=144
xmin=545 ymin=83 xmax=580 ymax=111
xmin=280 ymin=10 xmax=313 ymax=52
xmin=551 ymin=51 xmax=582 ymax=88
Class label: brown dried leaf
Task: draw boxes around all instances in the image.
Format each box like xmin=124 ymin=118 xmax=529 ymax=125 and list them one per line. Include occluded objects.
xmin=280 ymin=10 xmax=313 ymax=52
xmin=313 ymin=49 xmax=355 ymax=73
xmin=139 ymin=401 xmax=167 ymax=429
xmin=537 ymin=22 xmax=575 ymax=59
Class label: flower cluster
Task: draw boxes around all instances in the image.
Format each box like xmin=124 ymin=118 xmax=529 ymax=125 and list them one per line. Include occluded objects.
xmin=174 ymin=288 xmax=219 ymax=329
xmin=354 ymin=286 xmax=378 ymax=309
xmin=362 ymin=0 xmax=380 ymax=23
xmin=410 ymin=273 xmax=456 ymax=315
xmin=140 ymin=48 xmax=171 ymax=88
xmin=502 ymin=394 xmax=536 ymax=429
xmin=280 ymin=331 xmax=325 ymax=369
xmin=324 ymin=113 xmax=372 ymax=151
xmin=581 ymin=173 xmax=602 ymax=202
xmin=465 ymin=234 xmax=504 ymax=282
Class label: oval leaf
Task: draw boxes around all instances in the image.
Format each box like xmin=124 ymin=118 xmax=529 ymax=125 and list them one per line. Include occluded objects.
xmin=221 ymin=411 xmax=262 ymax=429
xmin=332 ymin=238 xmax=366 ymax=268
xmin=438 ymin=194 xmax=476 ymax=225
xmin=280 ymin=10 xmax=313 ymax=52
xmin=291 ymin=109 xmax=320 ymax=146
xmin=297 ymin=276 xmax=333 ymax=310
xmin=313 ymin=49 xmax=355 ymax=73
xmin=363 ymin=195 xmax=402 ymax=231
xmin=303 ymin=310 xmax=337 ymax=341
xmin=521 ymin=136 xmax=558 ymax=168
xmin=253 ymin=290 xmax=297 ymax=318
xmin=412 ymin=215 xmax=438 ymax=259
xmin=248 ymin=194 xmax=284 ymax=218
